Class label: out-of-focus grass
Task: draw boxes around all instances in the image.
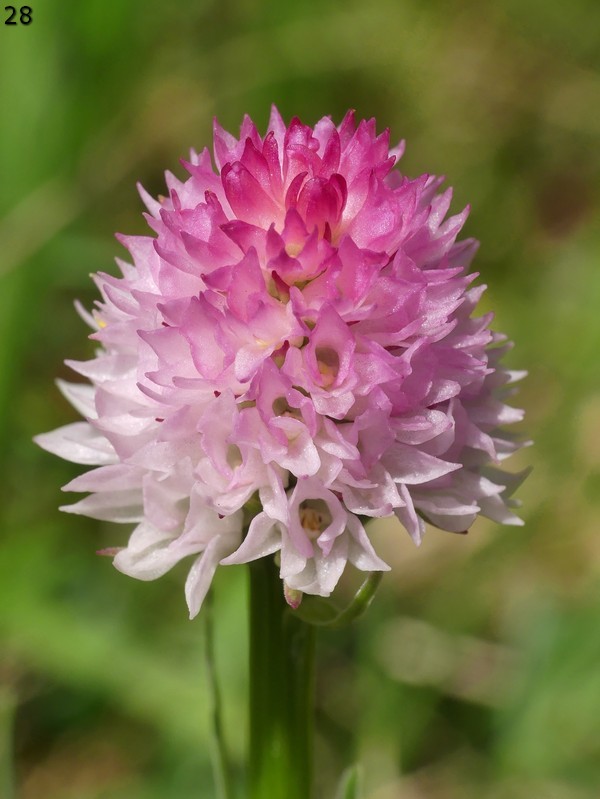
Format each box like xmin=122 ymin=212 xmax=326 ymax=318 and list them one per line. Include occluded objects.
xmin=1 ymin=0 xmax=599 ymax=797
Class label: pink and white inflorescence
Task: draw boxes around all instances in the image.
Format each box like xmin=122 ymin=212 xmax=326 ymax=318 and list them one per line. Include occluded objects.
xmin=36 ymin=108 xmax=527 ymax=617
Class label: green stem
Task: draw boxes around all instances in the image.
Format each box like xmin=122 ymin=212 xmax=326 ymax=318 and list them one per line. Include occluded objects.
xmin=248 ymin=557 xmax=315 ymax=799
xmin=204 ymin=589 xmax=234 ymax=799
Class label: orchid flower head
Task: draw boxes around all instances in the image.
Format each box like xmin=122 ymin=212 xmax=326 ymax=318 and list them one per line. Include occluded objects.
xmin=36 ymin=107 xmax=527 ymax=617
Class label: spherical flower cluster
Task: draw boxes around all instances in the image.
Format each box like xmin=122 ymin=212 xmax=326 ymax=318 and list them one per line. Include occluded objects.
xmin=36 ymin=108 xmax=526 ymax=617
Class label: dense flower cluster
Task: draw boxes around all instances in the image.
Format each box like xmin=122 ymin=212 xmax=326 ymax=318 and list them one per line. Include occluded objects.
xmin=36 ymin=108 xmax=526 ymax=617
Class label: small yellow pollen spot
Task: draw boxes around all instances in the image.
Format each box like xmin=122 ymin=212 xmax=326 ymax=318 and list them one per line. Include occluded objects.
xmin=300 ymin=507 xmax=324 ymax=539
xmin=316 ymin=346 xmax=339 ymax=387
xmin=299 ymin=500 xmax=332 ymax=540
xmin=317 ymin=361 xmax=336 ymax=387
xmin=285 ymin=241 xmax=303 ymax=258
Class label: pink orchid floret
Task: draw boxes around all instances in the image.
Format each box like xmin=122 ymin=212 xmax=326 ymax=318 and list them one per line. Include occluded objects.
xmin=36 ymin=108 xmax=527 ymax=617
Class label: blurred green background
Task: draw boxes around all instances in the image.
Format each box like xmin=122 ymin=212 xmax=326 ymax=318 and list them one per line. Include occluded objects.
xmin=1 ymin=0 xmax=599 ymax=797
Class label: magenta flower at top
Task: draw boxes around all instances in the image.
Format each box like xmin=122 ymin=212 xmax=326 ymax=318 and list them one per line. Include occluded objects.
xmin=36 ymin=108 xmax=527 ymax=617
